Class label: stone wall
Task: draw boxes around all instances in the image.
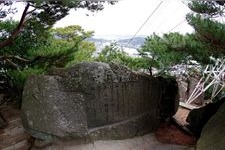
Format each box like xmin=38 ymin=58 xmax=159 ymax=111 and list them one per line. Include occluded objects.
xmin=21 ymin=62 xmax=177 ymax=144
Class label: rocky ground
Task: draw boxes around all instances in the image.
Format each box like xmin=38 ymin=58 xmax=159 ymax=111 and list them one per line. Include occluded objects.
xmin=0 ymin=104 xmax=196 ymax=150
xmin=33 ymin=133 xmax=194 ymax=150
xmin=0 ymin=104 xmax=33 ymax=150
xmin=156 ymin=107 xmax=197 ymax=146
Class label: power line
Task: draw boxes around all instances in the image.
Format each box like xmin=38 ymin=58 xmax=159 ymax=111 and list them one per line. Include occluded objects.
xmin=168 ymin=19 xmax=186 ymax=32
xmin=157 ymin=1 xmax=183 ymax=30
xmin=150 ymin=1 xmax=170 ymax=29
xmin=166 ymin=1 xmax=189 ymax=33
xmin=126 ymin=1 xmax=163 ymax=47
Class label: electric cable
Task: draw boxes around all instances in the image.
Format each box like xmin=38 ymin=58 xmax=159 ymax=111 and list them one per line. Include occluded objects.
xmin=156 ymin=1 xmax=182 ymax=31
xmin=126 ymin=1 xmax=163 ymax=47
xmin=168 ymin=19 xmax=186 ymax=32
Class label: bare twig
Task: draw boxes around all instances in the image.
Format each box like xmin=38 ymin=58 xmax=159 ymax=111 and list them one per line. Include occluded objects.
xmin=0 ymin=55 xmax=30 ymax=62
xmin=26 ymin=8 xmax=36 ymax=15
xmin=5 ymin=59 xmax=20 ymax=70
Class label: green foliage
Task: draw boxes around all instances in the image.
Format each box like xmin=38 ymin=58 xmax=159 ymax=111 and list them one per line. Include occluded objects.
xmin=0 ymin=1 xmax=115 ymax=104
xmin=95 ymin=43 xmax=123 ymax=63
xmin=0 ymin=1 xmax=115 ymax=26
xmin=139 ymin=33 xmax=188 ymax=70
xmin=186 ymin=1 xmax=225 ymax=56
xmin=0 ymin=20 xmax=50 ymax=58
xmin=51 ymin=25 xmax=94 ymax=40
xmin=138 ymin=2 xmax=225 ymax=74
xmin=7 ymin=68 xmax=45 ymax=89
xmin=139 ymin=29 xmax=224 ymax=72
xmin=95 ymin=43 xmax=149 ymax=70
xmin=67 ymin=41 xmax=96 ymax=66
xmin=27 ymin=25 xmax=95 ymax=69
xmin=187 ymin=1 xmax=223 ymax=17
xmin=0 ymin=23 xmax=96 ymax=94
xmin=186 ymin=14 xmax=225 ymax=55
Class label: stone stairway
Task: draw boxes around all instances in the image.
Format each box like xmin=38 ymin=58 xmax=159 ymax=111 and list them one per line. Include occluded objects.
xmin=0 ymin=104 xmax=32 ymax=150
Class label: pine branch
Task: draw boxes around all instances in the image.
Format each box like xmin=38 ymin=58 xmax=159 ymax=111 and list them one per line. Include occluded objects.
xmin=0 ymin=3 xmax=30 ymax=49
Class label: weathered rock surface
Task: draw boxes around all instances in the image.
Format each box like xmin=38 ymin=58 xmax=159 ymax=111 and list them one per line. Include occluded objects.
xmin=22 ymin=75 xmax=88 ymax=140
xmin=157 ymin=77 xmax=179 ymax=121
xmin=196 ymin=97 xmax=225 ymax=150
xmin=186 ymin=98 xmax=225 ymax=137
xmin=21 ymin=62 xmax=178 ymax=144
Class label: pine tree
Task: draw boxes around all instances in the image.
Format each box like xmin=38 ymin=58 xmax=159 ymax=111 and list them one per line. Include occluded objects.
xmin=186 ymin=1 xmax=225 ymax=56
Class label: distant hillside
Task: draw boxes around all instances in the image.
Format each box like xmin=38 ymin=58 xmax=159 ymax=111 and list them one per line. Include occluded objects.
xmin=117 ymin=37 xmax=145 ymax=49
xmin=87 ymin=36 xmax=146 ymax=50
xmin=87 ymin=37 xmax=109 ymax=43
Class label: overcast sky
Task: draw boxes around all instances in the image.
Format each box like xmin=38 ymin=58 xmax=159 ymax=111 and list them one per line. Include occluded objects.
xmin=12 ymin=0 xmax=194 ymax=39
xmin=54 ymin=0 xmax=194 ymax=38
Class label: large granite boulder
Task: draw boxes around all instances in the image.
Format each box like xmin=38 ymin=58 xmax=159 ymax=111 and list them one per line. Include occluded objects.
xmin=21 ymin=62 xmax=178 ymax=143
xmin=186 ymin=98 xmax=225 ymax=137
xmin=196 ymin=97 xmax=225 ymax=150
